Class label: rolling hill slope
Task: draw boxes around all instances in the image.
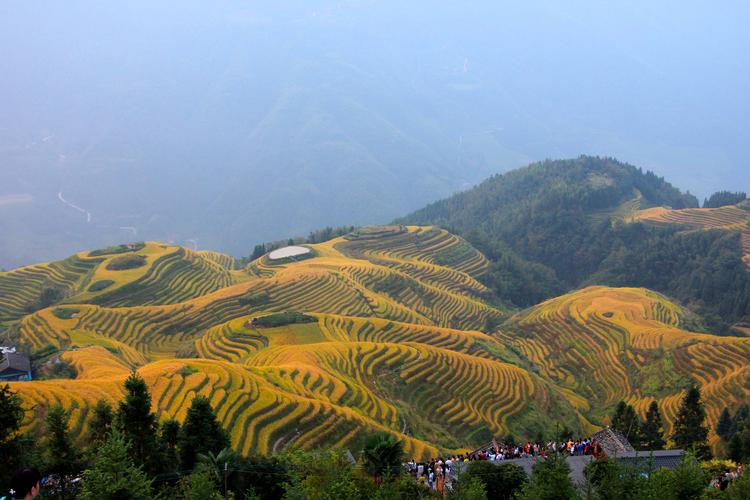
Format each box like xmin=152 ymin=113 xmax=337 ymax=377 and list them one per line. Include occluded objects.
xmin=398 ymin=156 xmax=750 ymax=331
xmin=3 ymin=226 xmax=749 ymax=456
xmin=0 ymin=242 xmax=244 ymax=325
xmin=498 ymin=286 xmax=750 ymax=445
xmin=6 ymin=227 xmax=585 ymax=457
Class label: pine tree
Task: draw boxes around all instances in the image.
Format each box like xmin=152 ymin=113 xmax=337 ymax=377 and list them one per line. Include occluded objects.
xmin=160 ymin=418 xmax=181 ymax=472
xmin=0 ymin=384 xmax=25 ymax=488
xmin=610 ymin=400 xmax=642 ymax=446
xmin=44 ymin=404 xmax=80 ymax=476
xmin=250 ymin=244 xmax=266 ymax=260
xmin=80 ymin=428 xmax=153 ymax=500
xmin=0 ymin=384 xmax=23 ymax=447
xmin=728 ymin=433 xmax=744 ymax=463
xmin=178 ymin=396 xmax=229 ymax=471
xmin=642 ymin=401 xmax=666 ymax=450
xmin=89 ymin=399 xmax=113 ymax=446
xmin=521 ymin=453 xmax=576 ymax=500
xmin=116 ymin=372 xmax=162 ymax=475
xmin=716 ymin=407 xmax=733 ymax=441
xmin=672 ymin=386 xmax=711 ymax=459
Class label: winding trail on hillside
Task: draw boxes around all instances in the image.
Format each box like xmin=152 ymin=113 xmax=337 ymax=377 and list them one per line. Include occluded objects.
xmin=58 ymin=190 xmax=92 ymax=223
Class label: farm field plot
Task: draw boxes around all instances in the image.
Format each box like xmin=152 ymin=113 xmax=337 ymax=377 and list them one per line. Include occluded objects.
xmin=5 ymin=226 xmax=749 ymax=456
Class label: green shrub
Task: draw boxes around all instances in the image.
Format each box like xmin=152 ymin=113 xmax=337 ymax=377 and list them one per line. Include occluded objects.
xmin=44 ymin=358 xmax=77 ymax=380
xmin=88 ymin=242 xmax=145 ymax=257
xmin=179 ymin=472 xmax=222 ymax=500
xmin=88 ymin=280 xmax=115 ymax=292
xmin=726 ymin=470 xmax=750 ymax=499
xmin=24 ymin=285 xmax=67 ymax=313
xmin=461 ymin=460 xmax=527 ymax=500
xmin=520 ymin=453 xmax=576 ymax=500
xmin=251 ymin=312 xmax=316 ymax=328
xmin=52 ymin=307 xmax=80 ymax=320
xmin=106 ymin=255 xmax=147 ymax=271
xmin=179 ymin=365 xmax=199 ymax=377
xmin=238 ymin=292 xmax=271 ymax=307
xmin=449 ymin=476 xmax=486 ymax=500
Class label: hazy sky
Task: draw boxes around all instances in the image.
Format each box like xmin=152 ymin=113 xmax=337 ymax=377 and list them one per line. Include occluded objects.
xmin=1 ymin=1 xmax=748 ymax=268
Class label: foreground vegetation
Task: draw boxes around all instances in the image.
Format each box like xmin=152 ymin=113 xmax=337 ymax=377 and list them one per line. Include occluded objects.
xmin=1 ymin=379 xmax=749 ymax=499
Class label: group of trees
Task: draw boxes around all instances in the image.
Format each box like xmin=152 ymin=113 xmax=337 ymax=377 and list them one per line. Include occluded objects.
xmin=610 ymin=387 xmax=711 ymax=459
xmin=583 ymin=451 xmax=750 ymax=500
xmin=456 ymin=450 xmax=750 ymax=500
xmin=0 ymin=376 xmax=284 ymax=499
xmin=703 ymin=191 xmax=747 ymax=208
xmin=610 ymin=401 xmax=666 ymax=451
xmin=239 ymin=225 xmax=357 ymax=266
xmin=717 ymin=405 xmax=750 ymax=463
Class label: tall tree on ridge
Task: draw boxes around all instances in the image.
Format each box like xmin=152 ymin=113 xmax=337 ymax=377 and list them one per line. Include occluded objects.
xmin=672 ymin=386 xmax=711 ymax=459
xmin=716 ymin=407 xmax=733 ymax=441
xmin=116 ymin=372 xmax=162 ymax=475
xmin=0 ymin=384 xmax=26 ymax=488
xmin=610 ymin=400 xmax=642 ymax=447
xmin=44 ymin=404 xmax=80 ymax=475
xmin=178 ymin=396 xmax=229 ymax=471
xmin=80 ymin=428 xmax=153 ymax=500
xmin=160 ymin=418 xmax=181 ymax=473
xmin=89 ymin=399 xmax=114 ymax=447
xmin=641 ymin=401 xmax=666 ymax=450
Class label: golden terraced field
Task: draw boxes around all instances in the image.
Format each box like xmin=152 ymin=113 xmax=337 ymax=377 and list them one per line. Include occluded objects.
xmin=500 ymin=286 xmax=750 ymax=445
xmin=632 ymin=204 xmax=750 ymax=267
xmin=3 ymin=227 xmax=749 ymax=455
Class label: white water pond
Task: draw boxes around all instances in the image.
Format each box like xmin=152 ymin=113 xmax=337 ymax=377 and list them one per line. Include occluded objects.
xmin=268 ymin=245 xmax=312 ymax=260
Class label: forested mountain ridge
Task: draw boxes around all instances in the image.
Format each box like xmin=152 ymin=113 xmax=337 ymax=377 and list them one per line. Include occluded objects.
xmin=397 ymin=156 xmax=750 ymax=332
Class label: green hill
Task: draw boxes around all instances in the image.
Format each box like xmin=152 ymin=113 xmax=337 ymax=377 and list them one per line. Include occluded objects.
xmin=398 ymin=156 xmax=750 ymax=331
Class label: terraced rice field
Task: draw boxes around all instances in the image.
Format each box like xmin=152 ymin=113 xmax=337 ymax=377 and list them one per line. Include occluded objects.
xmin=0 ymin=243 xmax=245 ymax=325
xmin=83 ymin=246 xmax=245 ymax=307
xmin=501 ymin=286 xmax=750 ymax=443
xmin=10 ymin=227 xmax=561 ymax=456
xmin=6 ymin=227 xmax=748 ymax=455
xmin=0 ymin=255 xmax=100 ymax=323
xmin=633 ymin=205 xmax=750 ymax=267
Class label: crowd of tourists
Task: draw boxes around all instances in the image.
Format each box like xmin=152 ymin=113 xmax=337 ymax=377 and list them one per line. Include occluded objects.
xmin=710 ymin=464 xmax=746 ymax=491
xmin=404 ymin=437 xmax=602 ymax=494
xmin=464 ymin=437 xmax=604 ymax=460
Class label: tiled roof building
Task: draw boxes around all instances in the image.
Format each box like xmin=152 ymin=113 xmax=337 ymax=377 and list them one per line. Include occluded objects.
xmin=592 ymin=427 xmax=636 ymax=456
xmin=0 ymin=353 xmax=32 ymax=381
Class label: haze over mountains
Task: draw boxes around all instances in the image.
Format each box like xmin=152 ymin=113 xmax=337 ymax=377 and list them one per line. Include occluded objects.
xmin=2 ymin=1 xmax=749 ymax=269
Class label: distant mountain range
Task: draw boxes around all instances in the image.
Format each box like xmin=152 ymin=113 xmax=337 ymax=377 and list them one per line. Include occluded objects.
xmin=3 ymin=2 xmax=748 ymax=270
